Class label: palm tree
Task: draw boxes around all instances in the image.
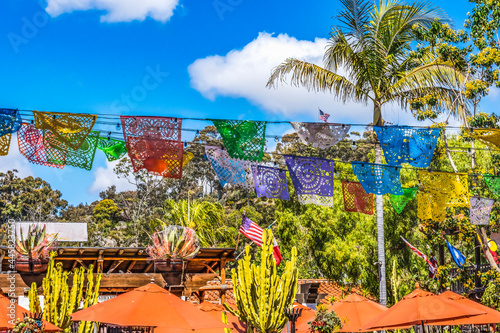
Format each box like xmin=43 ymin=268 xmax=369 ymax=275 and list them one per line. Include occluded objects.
xmin=161 ymin=198 xmax=232 ymax=247
xmin=267 ymin=0 xmax=466 ymax=305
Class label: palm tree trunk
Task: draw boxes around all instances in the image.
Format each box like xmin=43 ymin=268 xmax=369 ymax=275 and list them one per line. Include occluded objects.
xmin=374 ymin=103 xmax=387 ymax=306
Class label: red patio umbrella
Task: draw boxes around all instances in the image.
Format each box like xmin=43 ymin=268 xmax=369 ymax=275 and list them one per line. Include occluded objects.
xmin=363 ymin=286 xmax=486 ymax=331
xmin=432 ymin=290 xmax=500 ymax=325
xmin=0 ymin=295 xmax=61 ymax=332
xmin=71 ymin=283 xmax=228 ymax=331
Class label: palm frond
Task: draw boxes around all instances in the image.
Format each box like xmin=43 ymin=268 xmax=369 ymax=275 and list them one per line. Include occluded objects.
xmin=267 ymin=58 xmax=371 ymax=103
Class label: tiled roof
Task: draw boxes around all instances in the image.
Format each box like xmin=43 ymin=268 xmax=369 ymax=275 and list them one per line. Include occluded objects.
xmin=196 ymin=279 xmax=374 ymax=305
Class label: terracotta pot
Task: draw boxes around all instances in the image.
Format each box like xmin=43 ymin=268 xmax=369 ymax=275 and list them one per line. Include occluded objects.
xmin=15 ymin=258 xmax=48 ymax=274
xmin=154 ymin=259 xmax=184 ymax=272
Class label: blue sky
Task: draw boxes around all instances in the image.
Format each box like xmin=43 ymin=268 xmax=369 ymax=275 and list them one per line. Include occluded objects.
xmin=0 ymin=0 xmax=490 ymax=205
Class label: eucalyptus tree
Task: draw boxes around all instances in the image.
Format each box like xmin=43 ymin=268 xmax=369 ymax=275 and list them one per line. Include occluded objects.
xmin=267 ymin=0 xmax=466 ymax=305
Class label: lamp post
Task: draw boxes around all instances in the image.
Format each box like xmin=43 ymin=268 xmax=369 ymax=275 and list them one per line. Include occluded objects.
xmin=284 ymin=308 xmax=303 ymax=333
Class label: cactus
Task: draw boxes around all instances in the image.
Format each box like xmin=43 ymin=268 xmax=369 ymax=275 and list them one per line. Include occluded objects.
xmin=224 ymin=229 xmax=298 ymax=333
xmin=29 ymin=252 xmax=102 ymax=333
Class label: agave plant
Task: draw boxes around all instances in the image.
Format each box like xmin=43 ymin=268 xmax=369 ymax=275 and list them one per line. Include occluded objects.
xmin=147 ymin=225 xmax=200 ymax=260
xmin=15 ymin=224 xmax=57 ymax=260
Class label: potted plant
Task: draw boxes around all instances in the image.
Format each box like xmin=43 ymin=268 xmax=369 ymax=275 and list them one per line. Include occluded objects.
xmin=309 ymin=304 xmax=343 ymax=333
xmin=15 ymin=224 xmax=57 ymax=274
xmin=147 ymin=225 xmax=200 ymax=275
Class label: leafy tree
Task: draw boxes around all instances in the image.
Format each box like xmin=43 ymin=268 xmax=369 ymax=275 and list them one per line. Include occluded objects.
xmin=267 ymin=0 xmax=465 ymax=305
xmin=0 ymin=170 xmax=67 ymax=224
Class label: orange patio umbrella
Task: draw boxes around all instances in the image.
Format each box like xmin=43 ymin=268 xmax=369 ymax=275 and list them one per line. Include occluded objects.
xmin=0 ymin=295 xmax=61 ymax=332
xmin=71 ymin=283 xmax=228 ymax=331
xmin=363 ymin=285 xmax=486 ymax=331
xmin=432 ymin=290 xmax=500 ymax=325
xmin=293 ymin=303 xmax=316 ymax=333
xmin=326 ymin=293 xmax=387 ymax=332
xmin=155 ymin=302 xmax=245 ymax=333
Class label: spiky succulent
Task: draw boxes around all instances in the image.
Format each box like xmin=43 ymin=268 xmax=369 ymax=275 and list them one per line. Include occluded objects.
xmin=147 ymin=225 xmax=200 ymax=260
xmin=15 ymin=224 xmax=57 ymax=260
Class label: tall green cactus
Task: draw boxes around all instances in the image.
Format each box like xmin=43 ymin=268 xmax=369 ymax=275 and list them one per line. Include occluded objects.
xmin=28 ymin=252 xmax=102 ymax=333
xmin=224 ymin=229 xmax=298 ymax=333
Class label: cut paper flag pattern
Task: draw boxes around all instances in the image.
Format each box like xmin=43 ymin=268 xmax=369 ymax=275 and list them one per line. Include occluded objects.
xmin=417 ymin=171 xmax=469 ymax=222
xmin=205 ymin=146 xmax=252 ymax=188
xmin=342 ymin=181 xmax=373 ymax=215
xmin=446 ymin=240 xmax=466 ymax=268
xmin=44 ymin=130 xmax=100 ymax=171
xmin=0 ymin=109 xmax=22 ymax=136
xmin=484 ymin=175 xmax=500 ymax=198
xmin=97 ymin=138 xmax=128 ymax=162
xmin=18 ymin=124 xmax=66 ymax=169
xmin=401 ymin=236 xmax=438 ymax=278
xmin=251 ymin=165 xmax=290 ymax=200
xmin=374 ymin=126 xmax=440 ymax=167
xmin=0 ymin=109 xmax=23 ymax=156
xmin=351 ymin=162 xmax=403 ymax=195
xmin=239 ymin=216 xmax=282 ymax=265
xmin=390 ymin=187 xmax=418 ymax=214
xmin=212 ymin=120 xmax=266 ymax=161
xmin=470 ymin=196 xmax=495 ymax=225
xmin=471 ymin=128 xmax=500 ymax=150
xmin=290 ymin=122 xmax=351 ymax=149
xmin=283 ymin=155 xmax=334 ymax=207
xmin=121 ymin=116 xmax=184 ymax=179
xmin=33 ymin=111 xmax=97 ymax=150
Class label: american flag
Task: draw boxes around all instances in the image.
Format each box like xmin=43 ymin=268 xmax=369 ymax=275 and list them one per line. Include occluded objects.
xmin=401 ymin=237 xmax=438 ymax=275
xmin=240 ymin=216 xmax=264 ymax=246
xmin=319 ymin=109 xmax=330 ymax=123
xmin=240 ymin=216 xmax=282 ymax=265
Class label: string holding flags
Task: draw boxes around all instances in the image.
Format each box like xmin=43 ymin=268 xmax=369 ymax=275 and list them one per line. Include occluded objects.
xmin=342 ymin=181 xmax=374 ymax=215
xmin=374 ymin=126 xmax=440 ymax=167
xmin=33 ymin=111 xmax=97 ymax=150
xmin=251 ymin=165 xmax=290 ymax=201
xmin=390 ymin=187 xmax=418 ymax=214
xmin=470 ymin=196 xmax=495 ymax=225
xmin=417 ymin=171 xmax=469 ymax=222
xmin=283 ymin=155 xmax=334 ymax=207
xmin=121 ymin=116 xmax=184 ymax=179
xmin=351 ymin=162 xmax=403 ymax=195
xmin=205 ymin=146 xmax=252 ymax=188
xmin=290 ymin=122 xmax=351 ymax=149
xmin=97 ymin=138 xmax=128 ymax=162
xmin=18 ymin=124 xmax=66 ymax=169
xmin=212 ymin=120 xmax=267 ymax=161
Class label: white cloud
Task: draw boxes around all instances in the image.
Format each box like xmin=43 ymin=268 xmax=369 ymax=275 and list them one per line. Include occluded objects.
xmin=45 ymin=0 xmax=180 ymax=23
xmin=188 ymin=32 xmax=450 ymax=126
xmin=189 ymin=32 xmax=378 ymax=123
xmin=0 ymin=133 xmax=34 ymax=178
xmin=89 ymin=159 xmax=136 ymax=194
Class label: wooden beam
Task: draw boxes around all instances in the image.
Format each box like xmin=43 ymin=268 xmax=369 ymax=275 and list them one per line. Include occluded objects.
xmin=220 ymin=256 xmax=227 ymax=304
xmin=58 ymin=249 xmax=64 ymax=255
xmin=50 ymin=257 xmax=233 ymax=262
xmin=107 ymin=260 xmax=124 ymax=274
xmin=0 ymin=250 xmax=5 ymax=273
xmin=71 ymin=260 xmax=79 ymax=270
xmin=127 ymin=261 xmax=138 ymax=272
xmin=77 ymin=260 xmax=88 ymax=270
xmin=97 ymin=250 xmax=104 ymax=274
xmin=78 ymin=249 xmax=85 ymax=255
xmin=201 ymin=262 xmax=218 ymax=276
xmin=143 ymin=262 xmax=153 ymax=273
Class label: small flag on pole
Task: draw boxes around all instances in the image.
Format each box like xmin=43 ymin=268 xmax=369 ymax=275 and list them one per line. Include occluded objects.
xmin=240 ymin=216 xmax=282 ymax=265
xmin=319 ymin=109 xmax=330 ymax=123
xmin=401 ymin=236 xmax=438 ymax=276
xmin=445 ymin=239 xmax=466 ymax=268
